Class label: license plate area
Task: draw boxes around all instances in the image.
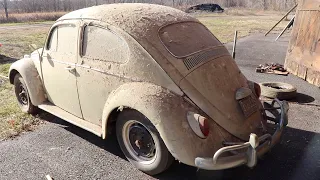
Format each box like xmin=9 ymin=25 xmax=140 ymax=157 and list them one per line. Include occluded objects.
xmin=238 ymin=95 xmax=259 ymax=118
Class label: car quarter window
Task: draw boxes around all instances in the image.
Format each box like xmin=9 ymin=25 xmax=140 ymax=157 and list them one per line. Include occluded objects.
xmin=82 ymin=25 xmax=129 ymax=63
xmin=46 ymin=27 xmax=58 ymax=51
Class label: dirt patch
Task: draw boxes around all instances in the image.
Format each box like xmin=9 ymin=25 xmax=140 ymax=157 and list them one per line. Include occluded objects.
xmin=0 ymin=54 xmax=16 ymax=62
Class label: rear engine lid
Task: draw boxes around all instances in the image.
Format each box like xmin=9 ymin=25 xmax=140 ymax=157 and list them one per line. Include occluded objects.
xmin=158 ymin=22 xmax=264 ymax=140
xmin=179 ymin=54 xmax=264 ymax=140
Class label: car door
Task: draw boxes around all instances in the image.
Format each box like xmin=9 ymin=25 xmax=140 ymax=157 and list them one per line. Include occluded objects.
xmin=41 ymin=21 xmax=83 ymax=118
xmin=76 ymin=22 xmax=130 ymax=125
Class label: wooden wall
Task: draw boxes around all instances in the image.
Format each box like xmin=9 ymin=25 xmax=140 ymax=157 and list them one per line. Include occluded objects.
xmin=284 ymin=0 xmax=320 ymax=87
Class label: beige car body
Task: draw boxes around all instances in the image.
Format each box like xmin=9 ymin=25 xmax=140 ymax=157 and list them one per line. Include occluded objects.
xmin=9 ymin=3 xmax=288 ymax=170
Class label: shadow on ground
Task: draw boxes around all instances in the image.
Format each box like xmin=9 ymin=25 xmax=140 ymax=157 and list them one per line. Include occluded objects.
xmin=157 ymin=127 xmax=320 ymax=180
xmin=0 ymin=54 xmax=16 ymax=63
xmin=288 ymin=93 xmax=315 ymax=104
xmin=37 ymin=111 xmax=126 ymax=159
xmin=38 ymin=110 xmax=320 ymax=180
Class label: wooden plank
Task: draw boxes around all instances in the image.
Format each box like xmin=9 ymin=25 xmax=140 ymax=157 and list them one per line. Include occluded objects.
xmin=265 ymin=4 xmax=298 ymax=36
xmin=300 ymin=0 xmax=320 ymax=11
xmin=285 ymin=0 xmax=320 ymax=87
xmin=306 ymin=68 xmax=320 ymax=87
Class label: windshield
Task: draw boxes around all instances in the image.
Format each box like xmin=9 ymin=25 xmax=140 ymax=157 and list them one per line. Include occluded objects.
xmin=159 ymin=22 xmax=221 ymax=58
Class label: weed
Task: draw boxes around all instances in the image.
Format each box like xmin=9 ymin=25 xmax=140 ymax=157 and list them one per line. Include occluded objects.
xmin=0 ymin=12 xmax=66 ymax=23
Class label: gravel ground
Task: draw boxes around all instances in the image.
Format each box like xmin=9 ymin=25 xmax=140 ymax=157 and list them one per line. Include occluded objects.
xmin=0 ymin=33 xmax=319 ymax=180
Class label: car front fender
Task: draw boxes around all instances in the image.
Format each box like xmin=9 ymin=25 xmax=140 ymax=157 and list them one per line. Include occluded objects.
xmin=101 ymin=82 xmax=229 ymax=166
xmin=9 ymin=58 xmax=46 ymax=106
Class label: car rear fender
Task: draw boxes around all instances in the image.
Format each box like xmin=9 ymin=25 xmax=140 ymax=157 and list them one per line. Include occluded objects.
xmin=101 ymin=82 xmax=237 ymax=166
xmin=101 ymin=82 xmax=189 ymax=139
xmin=9 ymin=58 xmax=46 ymax=106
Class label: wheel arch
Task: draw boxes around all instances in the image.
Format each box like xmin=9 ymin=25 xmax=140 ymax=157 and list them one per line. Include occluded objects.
xmin=9 ymin=58 xmax=46 ymax=106
xmin=9 ymin=69 xmax=19 ymax=84
xmin=100 ymin=82 xmax=215 ymax=166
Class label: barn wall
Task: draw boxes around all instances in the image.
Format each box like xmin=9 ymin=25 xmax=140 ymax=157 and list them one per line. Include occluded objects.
xmin=284 ymin=0 xmax=320 ymax=87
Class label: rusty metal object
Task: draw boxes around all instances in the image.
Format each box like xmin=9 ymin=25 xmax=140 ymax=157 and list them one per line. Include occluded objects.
xmin=256 ymin=63 xmax=289 ymax=76
xmin=284 ymin=0 xmax=320 ymax=87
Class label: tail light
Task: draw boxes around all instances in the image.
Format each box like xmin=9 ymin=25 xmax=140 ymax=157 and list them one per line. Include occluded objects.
xmin=248 ymin=81 xmax=261 ymax=98
xmin=198 ymin=116 xmax=209 ymax=137
xmin=254 ymin=82 xmax=261 ymax=97
xmin=187 ymin=112 xmax=210 ymax=138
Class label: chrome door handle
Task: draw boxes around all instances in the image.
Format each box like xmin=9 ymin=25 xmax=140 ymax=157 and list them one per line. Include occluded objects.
xmin=65 ymin=66 xmax=76 ymax=72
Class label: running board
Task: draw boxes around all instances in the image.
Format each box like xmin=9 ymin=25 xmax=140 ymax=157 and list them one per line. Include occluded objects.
xmin=38 ymin=103 xmax=102 ymax=137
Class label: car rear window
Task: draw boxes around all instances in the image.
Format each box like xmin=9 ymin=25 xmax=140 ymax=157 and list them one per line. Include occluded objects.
xmin=159 ymin=22 xmax=221 ymax=58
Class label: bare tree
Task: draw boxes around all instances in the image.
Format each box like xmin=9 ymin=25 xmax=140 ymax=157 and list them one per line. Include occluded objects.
xmin=0 ymin=0 xmax=8 ymax=19
xmin=0 ymin=0 xmax=298 ymax=14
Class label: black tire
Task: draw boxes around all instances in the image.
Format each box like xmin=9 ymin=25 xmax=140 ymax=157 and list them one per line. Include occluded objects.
xmin=116 ymin=109 xmax=173 ymax=175
xmin=13 ymin=74 xmax=38 ymax=114
xmin=259 ymin=82 xmax=297 ymax=100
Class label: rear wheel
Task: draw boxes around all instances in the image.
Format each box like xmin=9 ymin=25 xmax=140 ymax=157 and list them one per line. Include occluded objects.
xmin=14 ymin=74 xmax=38 ymax=114
xmin=116 ymin=109 xmax=173 ymax=175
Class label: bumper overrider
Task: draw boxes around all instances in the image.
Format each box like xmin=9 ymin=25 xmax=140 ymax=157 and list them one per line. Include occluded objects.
xmin=195 ymin=99 xmax=289 ymax=170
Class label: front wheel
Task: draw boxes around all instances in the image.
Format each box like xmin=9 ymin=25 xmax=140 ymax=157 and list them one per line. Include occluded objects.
xmin=14 ymin=74 xmax=38 ymax=114
xmin=116 ymin=109 xmax=173 ymax=175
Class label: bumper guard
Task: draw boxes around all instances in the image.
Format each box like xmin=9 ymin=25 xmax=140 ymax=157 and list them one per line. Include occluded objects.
xmin=195 ymin=99 xmax=289 ymax=170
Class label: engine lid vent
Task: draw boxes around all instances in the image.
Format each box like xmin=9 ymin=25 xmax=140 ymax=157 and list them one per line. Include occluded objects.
xmin=183 ymin=47 xmax=230 ymax=70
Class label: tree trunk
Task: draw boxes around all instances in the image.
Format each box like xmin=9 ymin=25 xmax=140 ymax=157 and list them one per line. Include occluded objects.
xmin=4 ymin=0 xmax=8 ymax=19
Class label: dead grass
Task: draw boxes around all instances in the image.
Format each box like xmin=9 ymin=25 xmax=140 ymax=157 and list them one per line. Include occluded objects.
xmin=0 ymin=12 xmax=66 ymax=23
xmin=0 ymin=78 xmax=41 ymax=140
xmin=0 ymin=28 xmax=48 ymax=59
xmin=195 ymin=12 xmax=289 ymax=43
xmin=0 ymin=25 xmax=50 ymax=140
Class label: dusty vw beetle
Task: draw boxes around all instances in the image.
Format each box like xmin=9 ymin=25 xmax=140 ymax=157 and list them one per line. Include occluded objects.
xmin=9 ymin=4 xmax=288 ymax=175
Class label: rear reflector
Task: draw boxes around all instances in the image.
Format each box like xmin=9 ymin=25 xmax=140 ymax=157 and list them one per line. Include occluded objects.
xmin=198 ymin=116 xmax=209 ymax=137
xmin=248 ymin=80 xmax=261 ymax=98
xmin=254 ymin=83 xmax=261 ymax=97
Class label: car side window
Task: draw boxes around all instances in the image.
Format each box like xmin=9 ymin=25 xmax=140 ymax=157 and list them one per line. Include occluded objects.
xmin=57 ymin=24 xmax=77 ymax=55
xmin=46 ymin=27 xmax=58 ymax=51
xmin=82 ymin=25 xmax=129 ymax=63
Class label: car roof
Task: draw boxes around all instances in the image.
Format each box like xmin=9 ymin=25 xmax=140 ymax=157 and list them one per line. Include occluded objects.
xmin=58 ymin=3 xmax=197 ymax=38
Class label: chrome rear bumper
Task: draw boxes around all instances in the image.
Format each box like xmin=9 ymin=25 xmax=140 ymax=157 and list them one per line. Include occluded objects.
xmin=195 ymin=99 xmax=289 ymax=170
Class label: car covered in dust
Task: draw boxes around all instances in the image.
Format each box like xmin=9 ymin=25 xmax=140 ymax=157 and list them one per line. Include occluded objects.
xmin=9 ymin=3 xmax=288 ymax=175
